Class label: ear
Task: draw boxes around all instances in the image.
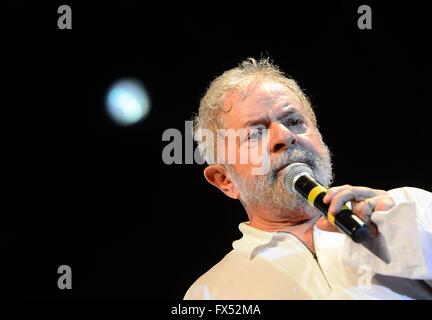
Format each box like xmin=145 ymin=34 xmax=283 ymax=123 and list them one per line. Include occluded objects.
xmin=203 ymin=164 xmax=240 ymax=199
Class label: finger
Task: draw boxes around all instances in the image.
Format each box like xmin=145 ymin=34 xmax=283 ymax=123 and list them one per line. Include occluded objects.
xmin=372 ymin=194 xmax=395 ymax=211
xmin=324 ymin=186 xmax=386 ymax=204
xmin=352 ymin=198 xmax=375 ymax=221
xmin=323 ymin=185 xmax=352 ymax=204
xmin=328 ymin=187 xmax=377 ymax=215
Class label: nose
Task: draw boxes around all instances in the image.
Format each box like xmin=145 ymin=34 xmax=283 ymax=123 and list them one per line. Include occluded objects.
xmin=269 ymin=122 xmax=297 ymax=154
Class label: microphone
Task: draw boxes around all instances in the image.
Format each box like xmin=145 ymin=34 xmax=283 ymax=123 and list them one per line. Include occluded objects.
xmin=283 ymin=162 xmax=374 ymax=243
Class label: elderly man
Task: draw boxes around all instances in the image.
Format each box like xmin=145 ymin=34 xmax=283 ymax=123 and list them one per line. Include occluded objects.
xmin=185 ymin=58 xmax=432 ymax=299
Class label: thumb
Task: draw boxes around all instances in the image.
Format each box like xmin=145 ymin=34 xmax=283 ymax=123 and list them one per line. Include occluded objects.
xmin=316 ymin=216 xmax=339 ymax=233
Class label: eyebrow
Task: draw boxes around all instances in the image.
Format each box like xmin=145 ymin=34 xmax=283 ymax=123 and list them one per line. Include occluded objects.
xmin=242 ymin=106 xmax=301 ymax=128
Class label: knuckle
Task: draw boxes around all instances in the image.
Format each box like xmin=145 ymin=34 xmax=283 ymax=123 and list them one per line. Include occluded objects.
xmin=326 ymin=188 xmax=335 ymax=195
xmin=385 ymin=197 xmax=395 ymax=208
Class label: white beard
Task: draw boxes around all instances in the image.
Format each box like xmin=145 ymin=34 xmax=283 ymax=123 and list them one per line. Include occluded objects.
xmin=228 ymin=142 xmax=333 ymax=219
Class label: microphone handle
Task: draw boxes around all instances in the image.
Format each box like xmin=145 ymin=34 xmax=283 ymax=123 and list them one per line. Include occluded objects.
xmin=294 ymin=174 xmax=374 ymax=243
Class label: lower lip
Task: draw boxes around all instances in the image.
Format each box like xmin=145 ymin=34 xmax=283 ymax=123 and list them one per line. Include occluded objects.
xmin=276 ymin=164 xmax=290 ymax=175
xmin=277 ymin=161 xmax=309 ymax=174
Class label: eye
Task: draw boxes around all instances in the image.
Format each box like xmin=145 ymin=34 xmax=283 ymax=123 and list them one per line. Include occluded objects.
xmin=248 ymin=128 xmax=264 ymax=141
xmin=286 ymin=118 xmax=304 ymax=127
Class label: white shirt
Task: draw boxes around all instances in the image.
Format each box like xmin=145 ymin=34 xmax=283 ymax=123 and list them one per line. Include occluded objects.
xmin=184 ymin=187 xmax=432 ymax=300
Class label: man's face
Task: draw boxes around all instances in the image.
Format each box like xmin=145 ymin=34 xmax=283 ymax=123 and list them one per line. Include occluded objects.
xmin=221 ymin=81 xmax=333 ymax=218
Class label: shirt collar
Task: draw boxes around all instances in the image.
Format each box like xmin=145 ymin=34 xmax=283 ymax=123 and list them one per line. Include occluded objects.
xmin=232 ymin=221 xmax=345 ymax=260
xmin=232 ymin=222 xmax=308 ymax=260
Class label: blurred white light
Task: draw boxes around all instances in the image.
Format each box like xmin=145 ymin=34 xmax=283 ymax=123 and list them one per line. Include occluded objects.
xmin=106 ymin=79 xmax=150 ymax=126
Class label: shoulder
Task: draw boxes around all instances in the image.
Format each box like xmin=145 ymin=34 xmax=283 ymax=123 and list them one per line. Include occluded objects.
xmin=183 ymin=250 xmax=248 ymax=300
xmin=388 ymin=187 xmax=432 ymax=209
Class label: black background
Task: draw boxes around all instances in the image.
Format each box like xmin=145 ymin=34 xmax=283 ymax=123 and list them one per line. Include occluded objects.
xmin=2 ymin=0 xmax=431 ymax=301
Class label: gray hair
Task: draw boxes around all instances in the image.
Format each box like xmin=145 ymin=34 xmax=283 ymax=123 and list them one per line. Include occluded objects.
xmin=193 ymin=58 xmax=316 ymax=164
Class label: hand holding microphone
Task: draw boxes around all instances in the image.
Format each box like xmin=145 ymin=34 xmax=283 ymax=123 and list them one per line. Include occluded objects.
xmin=283 ymin=163 xmax=395 ymax=244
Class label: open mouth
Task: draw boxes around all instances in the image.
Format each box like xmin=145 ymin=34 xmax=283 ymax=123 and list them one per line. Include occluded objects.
xmin=275 ymin=162 xmax=297 ymax=175
xmin=277 ymin=163 xmax=291 ymax=172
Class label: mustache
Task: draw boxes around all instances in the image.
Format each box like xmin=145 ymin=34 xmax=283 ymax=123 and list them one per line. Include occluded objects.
xmin=268 ymin=145 xmax=317 ymax=181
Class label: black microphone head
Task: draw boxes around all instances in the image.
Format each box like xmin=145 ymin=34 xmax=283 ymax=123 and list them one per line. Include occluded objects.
xmin=283 ymin=162 xmax=314 ymax=194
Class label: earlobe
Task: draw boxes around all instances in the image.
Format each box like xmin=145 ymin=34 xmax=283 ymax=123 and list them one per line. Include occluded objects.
xmin=203 ymin=165 xmax=240 ymax=200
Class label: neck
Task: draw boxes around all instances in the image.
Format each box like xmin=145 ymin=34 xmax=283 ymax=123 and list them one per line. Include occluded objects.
xmin=243 ymin=199 xmax=339 ymax=252
xmin=248 ymin=209 xmax=320 ymax=252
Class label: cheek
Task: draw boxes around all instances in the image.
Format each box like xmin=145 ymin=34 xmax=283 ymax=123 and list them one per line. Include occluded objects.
xmin=233 ymin=162 xmax=249 ymax=176
xmin=237 ymin=140 xmax=270 ymax=168
xmin=235 ymin=163 xmax=259 ymax=179
xmin=300 ymin=130 xmax=325 ymax=153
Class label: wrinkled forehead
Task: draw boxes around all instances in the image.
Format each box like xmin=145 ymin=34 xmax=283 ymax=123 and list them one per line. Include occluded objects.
xmin=223 ymin=81 xmax=305 ymax=126
xmin=250 ymin=82 xmax=297 ymax=106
